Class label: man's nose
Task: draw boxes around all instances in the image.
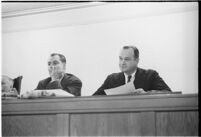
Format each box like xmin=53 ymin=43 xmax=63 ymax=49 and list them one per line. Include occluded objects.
xmin=121 ymin=59 xmax=126 ymax=64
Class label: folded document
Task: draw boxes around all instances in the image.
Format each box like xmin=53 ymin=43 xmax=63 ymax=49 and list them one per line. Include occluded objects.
xmin=105 ymin=82 xmax=135 ymax=95
xmin=104 ymin=82 xmax=175 ymax=95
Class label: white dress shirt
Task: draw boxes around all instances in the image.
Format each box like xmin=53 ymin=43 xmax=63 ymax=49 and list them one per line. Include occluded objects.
xmin=124 ymin=70 xmax=137 ymax=84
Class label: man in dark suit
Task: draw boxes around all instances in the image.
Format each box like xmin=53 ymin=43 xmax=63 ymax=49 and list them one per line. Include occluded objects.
xmin=93 ymin=46 xmax=171 ymax=95
xmin=36 ymin=53 xmax=82 ymax=96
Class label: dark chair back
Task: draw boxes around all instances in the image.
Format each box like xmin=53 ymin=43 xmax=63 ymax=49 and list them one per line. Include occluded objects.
xmin=13 ymin=76 xmax=23 ymax=94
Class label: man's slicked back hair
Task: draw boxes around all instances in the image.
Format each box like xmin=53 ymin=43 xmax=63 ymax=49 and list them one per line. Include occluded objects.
xmin=122 ymin=46 xmax=139 ymax=59
xmin=50 ymin=53 xmax=66 ymax=64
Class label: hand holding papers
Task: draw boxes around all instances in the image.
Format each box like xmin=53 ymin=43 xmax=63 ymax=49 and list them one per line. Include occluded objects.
xmin=20 ymin=89 xmax=74 ymax=99
xmin=105 ymin=81 xmax=137 ymax=95
xmin=104 ymin=81 xmax=174 ymax=96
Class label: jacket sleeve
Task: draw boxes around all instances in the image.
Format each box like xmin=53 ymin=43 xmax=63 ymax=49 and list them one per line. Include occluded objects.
xmin=150 ymin=70 xmax=171 ymax=91
xmin=35 ymin=81 xmax=44 ymax=90
xmin=93 ymin=75 xmax=111 ymax=95
xmin=62 ymin=78 xmax=82 ymax=96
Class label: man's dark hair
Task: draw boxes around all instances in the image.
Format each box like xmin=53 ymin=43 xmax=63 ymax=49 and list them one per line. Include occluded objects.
xmin=122 ymin=46 xmax=139 ymax=59
xmin=50 ymin=53 xmax=66 ymax=64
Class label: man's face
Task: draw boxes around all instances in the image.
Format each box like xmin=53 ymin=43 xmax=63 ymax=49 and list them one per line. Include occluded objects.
xmin=1 ymin=76 xmax=13 ymax=92
xmin=48 ymin=55 xmax=65 ymax=77
xmin=119 ymin=48 xmax=139 ymax=74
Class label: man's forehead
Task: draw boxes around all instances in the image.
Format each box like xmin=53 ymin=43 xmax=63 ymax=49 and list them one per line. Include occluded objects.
xmin=48 ymin=55 xmax=60 ymax=62
xmin=119 ymin=49 xmax=134 ymax=57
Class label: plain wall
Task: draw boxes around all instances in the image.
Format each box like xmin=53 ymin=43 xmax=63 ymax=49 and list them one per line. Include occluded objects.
xmin=2 ymin=2 xmax=198 ymax=96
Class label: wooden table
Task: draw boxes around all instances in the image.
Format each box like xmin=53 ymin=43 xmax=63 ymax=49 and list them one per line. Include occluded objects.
xmin=2 ymin=93 xmax=198 ymax=136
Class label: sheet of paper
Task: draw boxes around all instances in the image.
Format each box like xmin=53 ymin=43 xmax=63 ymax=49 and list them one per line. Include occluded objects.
xmin=104 ymin=82 xmax=135 ymax=95
xmin=45 ymin=89 xmax=74 ymax=97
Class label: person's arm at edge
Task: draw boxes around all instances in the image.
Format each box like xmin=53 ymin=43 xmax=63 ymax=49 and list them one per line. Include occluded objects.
xmin=93 ymin=75 xmax=112 ymax=96
xmin=35 ymin=80 xmax=44 ymax=90
xmin=62 ymin=78 xmax=82 ymax=96
xmin=150 ymin=70 xmax=172 ymax=92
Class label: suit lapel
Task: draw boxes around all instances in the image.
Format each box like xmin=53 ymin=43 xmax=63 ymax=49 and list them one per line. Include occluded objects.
xmin=118 ymin=72 xmax=126 ymax=85
xmin=44 ymin=77 xmax=52 ymax=88
xmin=60 ymin=73 xmax=70 ymax=87
xmin=134 ymin=68 xmax=144 ymax=89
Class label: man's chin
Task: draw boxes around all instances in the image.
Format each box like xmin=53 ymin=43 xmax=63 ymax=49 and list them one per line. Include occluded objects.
xmin=120 ymin=69 xmax=128 ymax=73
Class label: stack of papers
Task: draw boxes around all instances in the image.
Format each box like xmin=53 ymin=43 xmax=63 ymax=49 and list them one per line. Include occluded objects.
xmin=105 ymin=82 xmax=135 ymax=95
xmin=104 ymin=82 xmax=179 ymax=96
xmin=20 ymin=89 xmax=74 ymax=99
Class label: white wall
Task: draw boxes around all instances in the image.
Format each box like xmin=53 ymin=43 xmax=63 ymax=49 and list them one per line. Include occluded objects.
xmin=2 ymin=2 xmax=198 ymax=96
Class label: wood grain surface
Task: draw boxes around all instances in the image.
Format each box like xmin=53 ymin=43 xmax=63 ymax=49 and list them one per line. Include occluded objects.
xmin=2 ymin=94 xmax=198 ymax=115
xmin=56 ymin=113 xmax=69 ymax=136
xmin=70 ymin=112 xmax=141 ymax=136
xmin=2 ymin=94 xmax=198 ymax=136
xmin=2 ymin=114 xmax=57 ymax=136
xmin=156 ymin=111 xmax=198 ymax=136
xmin=70 ymin=112 xmax=156 ymax=136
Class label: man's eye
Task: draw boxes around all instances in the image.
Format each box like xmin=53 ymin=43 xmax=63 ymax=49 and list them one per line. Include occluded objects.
xmin=53 ymin=61 xmax=59 ymax=65
xmin=125 ymin=58 xmax=131 ymax=61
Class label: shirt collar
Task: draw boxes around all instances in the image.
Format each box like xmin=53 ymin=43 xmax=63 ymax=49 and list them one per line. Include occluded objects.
xmin=124 ymin=69 xmax=137 ymax=83
xmin=124 ymin=69 xmax=137 ymax=78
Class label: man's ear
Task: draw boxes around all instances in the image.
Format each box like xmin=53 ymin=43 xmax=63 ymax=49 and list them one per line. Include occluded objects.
xmin=63 ymin=64 xmax=66 ymax=71
xmin=135 ymin=58 xmax=139 ymax=63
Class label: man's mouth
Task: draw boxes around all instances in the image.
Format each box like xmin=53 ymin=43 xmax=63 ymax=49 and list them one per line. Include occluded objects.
xmin=121 ymin=66 xmax=127 ymax=68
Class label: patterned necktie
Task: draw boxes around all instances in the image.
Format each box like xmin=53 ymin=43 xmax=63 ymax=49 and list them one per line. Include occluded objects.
xmin=127 ymin=75 xmax=132 ymax=83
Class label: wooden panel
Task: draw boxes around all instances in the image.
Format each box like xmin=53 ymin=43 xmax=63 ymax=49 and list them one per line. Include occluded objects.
xmin=1 ymin=94 xmax=198 ymax=136
xmin=140 ymin=112 xmax=155 ymax=136
xmin=2 ymin=114 xmax=57 ymax=136
xmin=56 ymin=113 xmax=69 ymax=136
xmin=156 ymin=111 xmax=198 ymax=136
xmin=70 ymin=113 xmax=140 ymax=136
xmin=70 ymin=112 xmax=156 ymax=136
xmin=2 ymin=94 xmax=198 ymax=114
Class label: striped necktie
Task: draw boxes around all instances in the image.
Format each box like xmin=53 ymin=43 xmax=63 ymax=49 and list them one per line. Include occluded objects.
xmin=127 ymin=75 xmax=132 ymax=83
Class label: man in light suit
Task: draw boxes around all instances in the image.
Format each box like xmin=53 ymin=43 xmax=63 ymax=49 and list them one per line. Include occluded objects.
xmin=1 ymin=75 xmax=18 ymax=97
xmin=93 ymin=46 xmax=171 ymax=95
xmin=36 ymin=53 xmax=82 ymax=96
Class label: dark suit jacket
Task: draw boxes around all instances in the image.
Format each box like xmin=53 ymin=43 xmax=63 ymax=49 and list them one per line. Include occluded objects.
xmin=36 ymin=73 xmax=82 ymax=96
xmin=93 ymin=67 xmax=171 ymax=95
